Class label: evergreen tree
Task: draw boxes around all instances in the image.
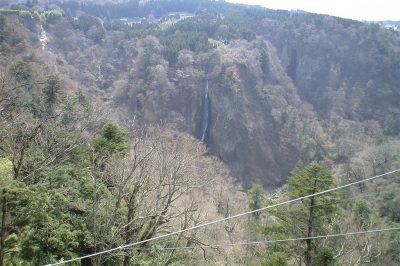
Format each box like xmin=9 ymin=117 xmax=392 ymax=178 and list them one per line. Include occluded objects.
xmin=259 ymin=163 xmax=340 ymax=265
xmin=91 ymin=123 xmax=128 ymax=156
xmin=288 ymin=163 xmax=340 ymax=265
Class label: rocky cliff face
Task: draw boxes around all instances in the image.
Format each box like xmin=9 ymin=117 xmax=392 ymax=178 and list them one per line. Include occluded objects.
xmin=42 ymin=21 xmax=324 ymax=186
xmin=204 ymin=40 xmax=310 ymax=186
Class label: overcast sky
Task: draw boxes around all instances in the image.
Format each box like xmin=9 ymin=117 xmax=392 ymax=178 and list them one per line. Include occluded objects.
xmin=225 ymin=0 xmax=400 ymax=21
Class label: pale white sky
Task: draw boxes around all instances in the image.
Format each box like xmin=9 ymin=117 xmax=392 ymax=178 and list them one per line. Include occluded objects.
xmin=226 ymin=0 xmax=400 ymax=21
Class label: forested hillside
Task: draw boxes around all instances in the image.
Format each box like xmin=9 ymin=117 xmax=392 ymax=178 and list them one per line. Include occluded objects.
xmin=0 ymin=0 xmax=399 ymax=265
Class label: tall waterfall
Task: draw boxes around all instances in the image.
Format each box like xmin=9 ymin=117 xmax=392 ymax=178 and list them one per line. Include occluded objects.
xmin=200 ymin=80 xmax=210 ymax=143
xmin=39 ymin=25 xmax=49 ymax=50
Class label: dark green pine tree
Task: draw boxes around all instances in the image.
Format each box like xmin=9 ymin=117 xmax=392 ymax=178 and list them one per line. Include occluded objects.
xmin=91 ymin=123 xmax=129 ymax=156
xmin=286 ymin=162 xmax=339 ymax=266
xmin=259 ymin=163 xmax=340 ymax=266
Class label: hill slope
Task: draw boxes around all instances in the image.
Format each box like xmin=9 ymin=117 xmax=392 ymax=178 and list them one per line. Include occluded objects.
xmin=3 ymin=0 xmax=400 ymax=187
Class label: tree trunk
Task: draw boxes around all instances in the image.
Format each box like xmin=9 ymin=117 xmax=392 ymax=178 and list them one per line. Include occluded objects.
xmin=123 ymin=205 xmax=134 ymax=266
xmin=13 ymin=148 xmax=25 ymax=180
xmin=91 ymin=175 xmax=101 ymax=266
xmin=0 ymin=190 xmax=7 ymax=266
xmin=305 ymin=195 xmax=315 ymax=266
xmin=92 ymin=176 xmax=97 ymax=251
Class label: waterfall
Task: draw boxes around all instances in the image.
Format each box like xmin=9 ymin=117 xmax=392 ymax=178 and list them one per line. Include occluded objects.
xmin=199 ymin=80 xmax=210 ymax=143
xmin=39 ymin=25 xmax=49 ymax=50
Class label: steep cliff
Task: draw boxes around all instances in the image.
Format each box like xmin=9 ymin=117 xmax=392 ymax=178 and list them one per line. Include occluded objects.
xmin=41 ymin=22 xmax=326 ymax=186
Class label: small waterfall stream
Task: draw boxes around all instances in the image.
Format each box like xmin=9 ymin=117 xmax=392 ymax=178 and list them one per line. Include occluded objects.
xmin=39 ymin=25 xmax=49 ymax=50
xmin=199 ymin=80 xmax=210 ymax=143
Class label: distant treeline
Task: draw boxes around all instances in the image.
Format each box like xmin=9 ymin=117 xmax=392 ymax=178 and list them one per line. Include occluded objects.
xmin=60 ymin=0 xmax=210 ymax=19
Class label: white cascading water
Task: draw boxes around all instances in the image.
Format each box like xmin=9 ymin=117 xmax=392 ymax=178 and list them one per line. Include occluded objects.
xmin=200 ymin=80 xmax=209 ymax=143
xmin=39 ymin=25 xmax=48 ymax=50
